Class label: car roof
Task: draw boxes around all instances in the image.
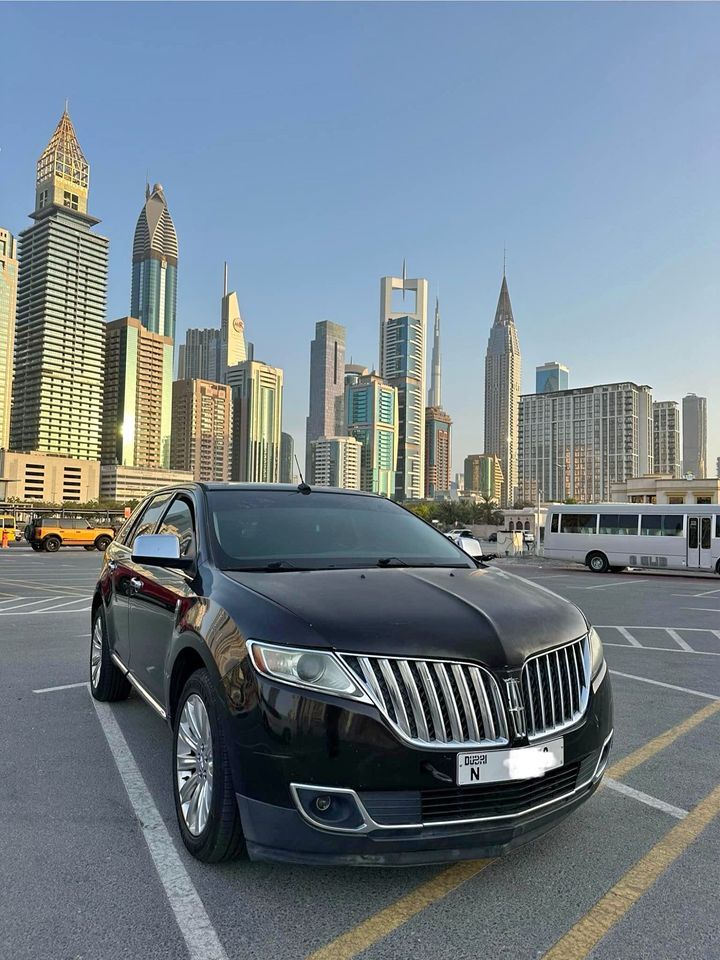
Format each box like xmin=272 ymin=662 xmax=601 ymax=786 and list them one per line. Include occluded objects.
xmin=147 ymin=482 xmax=381 ymax=499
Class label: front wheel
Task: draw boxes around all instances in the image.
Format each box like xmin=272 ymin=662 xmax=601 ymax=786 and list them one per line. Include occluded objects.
xmin=172 ymin=669 xmax=246 ymax=863
xmin=90 ymin=609 xmax=131 ymax=702
xmin=587 ymin=552 xmax=609 ymax=573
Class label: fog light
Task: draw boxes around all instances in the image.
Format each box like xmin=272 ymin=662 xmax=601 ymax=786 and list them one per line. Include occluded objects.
xmin=315 ymin=795 xmax=332 ymax=812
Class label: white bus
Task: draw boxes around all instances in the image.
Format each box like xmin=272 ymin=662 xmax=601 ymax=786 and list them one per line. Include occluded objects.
xmin=543 ymin=503 xmax=720 ymax=575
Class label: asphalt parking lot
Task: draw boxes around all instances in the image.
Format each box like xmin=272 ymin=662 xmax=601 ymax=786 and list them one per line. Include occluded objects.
xmin=2 ymin=545 xmax=719 ymax=960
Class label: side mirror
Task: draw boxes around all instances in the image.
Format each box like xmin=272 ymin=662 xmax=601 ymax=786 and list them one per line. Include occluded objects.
xmin=458 ymin=537 xmax=483 ymax=559
xmin=131 ymin=533 xmax=194 ymax=570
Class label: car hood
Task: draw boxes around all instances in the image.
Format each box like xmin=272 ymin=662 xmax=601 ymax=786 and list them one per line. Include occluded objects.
xmin=222 ymin=565 xmax=587 ymax=668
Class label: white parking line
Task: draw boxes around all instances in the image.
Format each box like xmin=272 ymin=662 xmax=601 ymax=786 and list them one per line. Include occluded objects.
xmin=665 ymin=629 xmax=693 ymax=652
xmin=609 ymin=670 xmax=719 ymax=701
xmin=0 ymin=596 xmax=64 ymax=611
xmin=33 ymin=681 xmax=88 ymax=694
xmin=616 ymin=627 xmax=641 ymax=647
xmin=603 ymin=778 xmax=688 ymax=820
xmin=681 ymin=607 xmax=720 ymax=613
xmin=90 ymin=693 xmax=229 ymax=960
xmin=584 ymin=580 xmax=648 ymax=591
xmin=604 ymin=643 xmax=720 ymax=656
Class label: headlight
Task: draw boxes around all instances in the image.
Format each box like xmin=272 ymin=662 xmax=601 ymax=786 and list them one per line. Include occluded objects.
xmin=247 ymin=640 xmax=369 ymax=701
xmin=589 ymin=626 xmax=604 ymax=677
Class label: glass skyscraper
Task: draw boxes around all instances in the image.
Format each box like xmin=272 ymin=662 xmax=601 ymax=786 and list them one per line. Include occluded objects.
xmin=346 ymin=372 xmax=398 ymax=497
xmin=10 ymin=109 xmax=108 ymax=460
xmin=0 ymin=228 xmax=18 ymax=451
xmin=131 ymin=183 xmax=178 ymax=341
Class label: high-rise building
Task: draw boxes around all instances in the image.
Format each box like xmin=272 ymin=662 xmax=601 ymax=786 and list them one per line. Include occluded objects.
xmin=280 ymin=432 xmax=294 ymax=483
xmin=310 ymin=436 xmax=361 ymax=490
xmin=425 ymin=408 xmax=452 ymax=498
xmin=10 ymin=109 xmax=108 ymax=460
xmin=0 ymin=228 xmax=18 ymax=450
xmin=170 ymin=379 xmax=231 ymax=481
xmin=346 ymin=372 xmax=398 ymax=497
xmin=682 ymin=393 xmax=707 ymax=478
xmin=428 ymin=297 xmax=442 ymax=408
xmin=484 ymin=272 xmax=521 ymax=506
xmin=536 ymin=362 xmax=569 ymax=394
xmin=177 ymin=328 xmax=222 ymax=382
xmin=344 ymin=363 xmax=369 ymax=389
xmin=227 ymin=360 xmax=283 ymax=482
xmin=306 ymin=321 xmax=346 ymax=479
xmin=101 ymin=317 xmax=173 ymax=469
xmin=653 ymin=401 xmax=681 ymax=478
xmin=131 ymin=183 xmax=178 ymax=341
xmin=379 ymin=269 xmax=428 ymax=500
xmin=518 ymin=381 xmax=653 ymax=503
xmin=220 ymin=262 xmax=247 ymax=379
xmin=463 ymin=454 xmax=504 ymax=503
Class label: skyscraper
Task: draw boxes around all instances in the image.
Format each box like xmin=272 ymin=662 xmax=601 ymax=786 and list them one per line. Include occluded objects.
xmin=0 ymin=228 xmax=18 ymax=450
xmin=682 ymin=393 xmax=707 ymax=478
xmin=484 ymin=273 xmax=521 ymax=506
xmin=379 ymin=269 xmax=428 ymax=500
xmin=101 ymin=317 xmax=173 ymax=469
xmin=346 ymin=372 xmax=398 ymax=496
xmin=10 ymin=108 xmax=108 ymax=460
xmin=280 ymin=432 xmax=294 ymax=483
xmin=518 ymin=381 xmax=653 ymax=502
xmin=464 ymin=454 xmax=504 ymax=503
xmin=424 ymin=408 xmax=452 ymax=498
xmin=536 ymin=362 xmax=569 ymax=394
xmin=227 ymin=360 xmax=283 ymax=482
xmin=305 ymin=321 xmax=346 ymax=479
xmin=170 ymin=379 xmax=232 ymax=481
xmin=177 ymin=328 xmax=222 ymax=382
xmin=131 ymin=183 xmax=178 ymax=340
xmin=428 ymin=297 xmax=441 ymax=408
xmin=220 ymin=262 xmax=247 ymax=378
xmin=310 ymin=436 xmax=362 ymax=490
xmin=653 ymin=401 xmax=681 ymax=478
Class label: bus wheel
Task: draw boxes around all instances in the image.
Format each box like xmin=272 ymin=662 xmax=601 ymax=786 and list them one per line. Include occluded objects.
xmin=587 ymin=552 xmax=609 ymax=573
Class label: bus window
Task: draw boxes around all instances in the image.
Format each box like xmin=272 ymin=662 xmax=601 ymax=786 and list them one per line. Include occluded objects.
xmin=701 ymin=518 xmax=711 ymax=550
xmin=598 ymin=514 xmax=638 ymax=535
xmin=640 ymin=515 xmax=662 ymax=536
xmin=716 ymin=516 xmax=720 ymax=538
xmin=561 ymin=514 xmax=597 ymax=534
xmin=688 ymin=518 xmax=698 ymax=550
xmin=662 ymin=516 xmax=684 ymax=537
xmin=550 ymin=512 xmax=558 ymax=533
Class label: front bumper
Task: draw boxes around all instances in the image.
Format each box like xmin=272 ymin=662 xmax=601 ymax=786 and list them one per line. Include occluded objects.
xmin=225 ymin=666 xmax=613 ymax=865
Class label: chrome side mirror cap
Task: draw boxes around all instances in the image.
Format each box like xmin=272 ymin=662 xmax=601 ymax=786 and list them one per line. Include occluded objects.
xmin=131 ymin=534 xmax=193 ymax=569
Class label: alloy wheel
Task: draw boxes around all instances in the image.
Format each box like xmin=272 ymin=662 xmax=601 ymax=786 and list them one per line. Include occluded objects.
xmin=91 ymin=618 xmax=103 ymax=688
xmin=176 ymin=694 xmax=214 ymax=836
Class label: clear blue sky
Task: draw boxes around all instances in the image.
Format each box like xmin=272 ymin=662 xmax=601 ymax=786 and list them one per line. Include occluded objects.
xmin=2 ymin=2 xmax=719 ymax=474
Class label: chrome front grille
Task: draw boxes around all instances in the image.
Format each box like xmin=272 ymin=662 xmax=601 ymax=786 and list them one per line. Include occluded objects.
xmin=520 ymin=637 xmax=590 ymax=740
xmin=341 ymin=654 xmax=509 ymax=748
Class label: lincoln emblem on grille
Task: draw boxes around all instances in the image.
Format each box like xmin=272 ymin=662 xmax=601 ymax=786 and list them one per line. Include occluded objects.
xmin=504 ymin=678 xmax=527 ymax=738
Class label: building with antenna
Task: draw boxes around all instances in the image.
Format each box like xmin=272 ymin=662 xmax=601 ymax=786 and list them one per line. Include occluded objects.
xmin=305 ymin=320 xmax=346 ymax=480
xmin=10 ymin=107 xmax=108 ymax=460
xmin=131 ymin=182 xmax=178 ymax=341
xmin=424 ymin=297 xmax=452 ymax=498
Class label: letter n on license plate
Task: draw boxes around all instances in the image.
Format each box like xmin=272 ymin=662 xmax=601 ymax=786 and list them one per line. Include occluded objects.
xmin=456 ymin=738 xmax=564 ymax=785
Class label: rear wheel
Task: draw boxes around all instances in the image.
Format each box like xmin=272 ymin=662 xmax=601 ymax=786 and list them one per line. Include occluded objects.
xmin=95 ymin=535 xmax=112 ymax=552
xmin=44 ymin=536 xmax=61 ymax=553
xmin=587 ymin=552 xmax=609 ymax=573
xmin=90 ymin=609 xmax=131 ymax=701
xmin=172 ymin=668 xmax=246 ymax=863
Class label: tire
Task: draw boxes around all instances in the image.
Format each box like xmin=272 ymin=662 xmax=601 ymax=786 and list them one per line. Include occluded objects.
xmin=90 ymin=608 xmax=131 ymax=702
xmin=172 ymin=669 xmax=246 ymax=863
xmin=95 ymin=535 xmax=112 ymax=552
xmin=587 ymin=552 xmax=609 ymax=574
xmin=44 ymin=536 xmax=61 ymax=553
xmin=30 ymin=542 xmax=41 ymax=552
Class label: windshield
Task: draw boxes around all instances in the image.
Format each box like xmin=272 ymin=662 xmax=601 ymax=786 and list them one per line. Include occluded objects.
xmin=206 ymin=489 xmax=474 ymax=571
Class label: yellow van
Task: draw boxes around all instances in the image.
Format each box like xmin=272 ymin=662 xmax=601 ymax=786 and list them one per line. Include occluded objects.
xmin=26 ymin=517 xmax=114 ymax=553
xmin=0 ymin=515 xmax=19 ymax=541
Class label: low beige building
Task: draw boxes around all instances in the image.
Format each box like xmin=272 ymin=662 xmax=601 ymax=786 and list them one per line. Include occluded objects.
xmin=611 ymin=474 xmax=720 ymax=505
xmin=0 ymin=450 xmax=100 ymax=503
xmin=100 ymin=464 xmax=193 ymax=503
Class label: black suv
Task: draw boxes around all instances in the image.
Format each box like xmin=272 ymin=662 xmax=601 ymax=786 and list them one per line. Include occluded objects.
xmin=91 ymin=483 xmax=613 ymax=866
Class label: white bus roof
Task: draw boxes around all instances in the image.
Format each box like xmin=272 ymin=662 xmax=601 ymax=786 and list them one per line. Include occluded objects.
xmin=546 ymin=503 xmax=719 ymax=514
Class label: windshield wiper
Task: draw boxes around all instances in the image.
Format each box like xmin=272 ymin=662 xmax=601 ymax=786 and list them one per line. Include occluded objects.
xmin=376 ymin=558 xmax=467 ymax=569
xmin=226 ymin=560 xmax=305 ymax=572
xmin=377 ymin=556 xmax=408 ymax=567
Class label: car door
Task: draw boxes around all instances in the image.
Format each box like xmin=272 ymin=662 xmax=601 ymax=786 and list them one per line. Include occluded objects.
xmin=127 ymin=494 xmax=198 ymax=706
xmin=108 ymin=493 xmax=173 ymax=668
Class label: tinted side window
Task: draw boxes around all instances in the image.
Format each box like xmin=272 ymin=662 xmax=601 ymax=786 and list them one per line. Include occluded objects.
xmin=640 ymin=515 xmax=662 ymax=536
xmin=561 ymin=514 xmax=597 ymax=534
xmin=158 ymin=498 xmax=195 ymax=557
xmin=129 ymin=493 xmax=173 ymax=546
xmin=663 ymin=515 xmax=684 ymax=537
xmin=550 ymin=512 xmax=558 ymax=533
xmin=599 ymin=514 xmax=638 ymax=535
xmin=115 ymin=503 xmax=146 ymax=546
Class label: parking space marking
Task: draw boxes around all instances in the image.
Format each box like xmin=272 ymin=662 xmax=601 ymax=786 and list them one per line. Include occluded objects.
xmin=306 ymin=859 xmax=493 ymax=960
xmin=0 ymin=596 xmax=65 ymax=611
xmin=608 ymin=700 xmax=720 ymax=781
xmin=0 ymin=577 xmax=88 ymax=596
xmin=584 ymin=580 xmax=648 ymax=591
xmin=604 ymin=643 xmax=720 ymax=657
xmin=603 ymin=778 xmax=688 ymax=820
xmin=665 ymin=628 xmax=693 ymax=652
xmin=609 ymin=670 xmax=719 ymax=701
xmin=91 ymin=693 xmax=229 ymax=960
xmin=33 ymin=681 xmax=88 ymax=693
xmin=615 ymin=627 xmax=641 ymax=647
xmin=540 ymin=782 xmax=720 ymax=960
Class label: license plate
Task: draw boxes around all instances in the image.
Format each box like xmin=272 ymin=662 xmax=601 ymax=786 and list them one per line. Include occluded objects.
xmin=456 ymin=738 xmax=564 ymax=786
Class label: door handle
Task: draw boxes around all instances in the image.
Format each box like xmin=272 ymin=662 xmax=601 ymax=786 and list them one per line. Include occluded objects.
xmin=129 ymin=577 xmax=143 ymax=593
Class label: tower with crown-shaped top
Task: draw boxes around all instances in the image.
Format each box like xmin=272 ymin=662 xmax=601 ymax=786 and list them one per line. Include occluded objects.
xmin=131 ymin=183 xmax=178 ymax=341
xmin=484 ymin=270 xmax=521 ymax=506
xmin=10 ymin=107 xmax=108 ymax=460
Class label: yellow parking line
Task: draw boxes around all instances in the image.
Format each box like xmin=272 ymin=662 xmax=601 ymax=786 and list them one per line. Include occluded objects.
xmin=541 ymin=781 xmax=720 ymax=960
xmin=306 ymin=859 xmax=493 ymax=960
xmin=607 ymin=700 xmax=720 ymax=781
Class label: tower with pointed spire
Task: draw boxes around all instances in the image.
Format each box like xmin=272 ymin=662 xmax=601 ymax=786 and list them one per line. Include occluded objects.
xmin=130 ymin=183 xmax=178 ymax=340
xmin=428 ymin=296 xmax=442 ymax=408
xmin=484 ymin=269 xmax=521 ymax=506
xmin=10 ymin=107 xmax=108 ymax=460
xmin=424 ymin=295 xmax=452 ymax=497
xmin=221 ymin=261 xmax=247 ymax=378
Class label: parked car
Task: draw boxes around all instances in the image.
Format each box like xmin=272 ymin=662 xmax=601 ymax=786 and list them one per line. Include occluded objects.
xmin=90 ymin=483 xmax=612 ymax=865
xmin=25 ymin=517 xmax=114 ymax=553
xmin=488 ymin=532 xmax=498 ymax=543
xmin=0 ymin=515 xmax=21 ymax=541
xmin=446 ymin=528 xmax=475 ymax=544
